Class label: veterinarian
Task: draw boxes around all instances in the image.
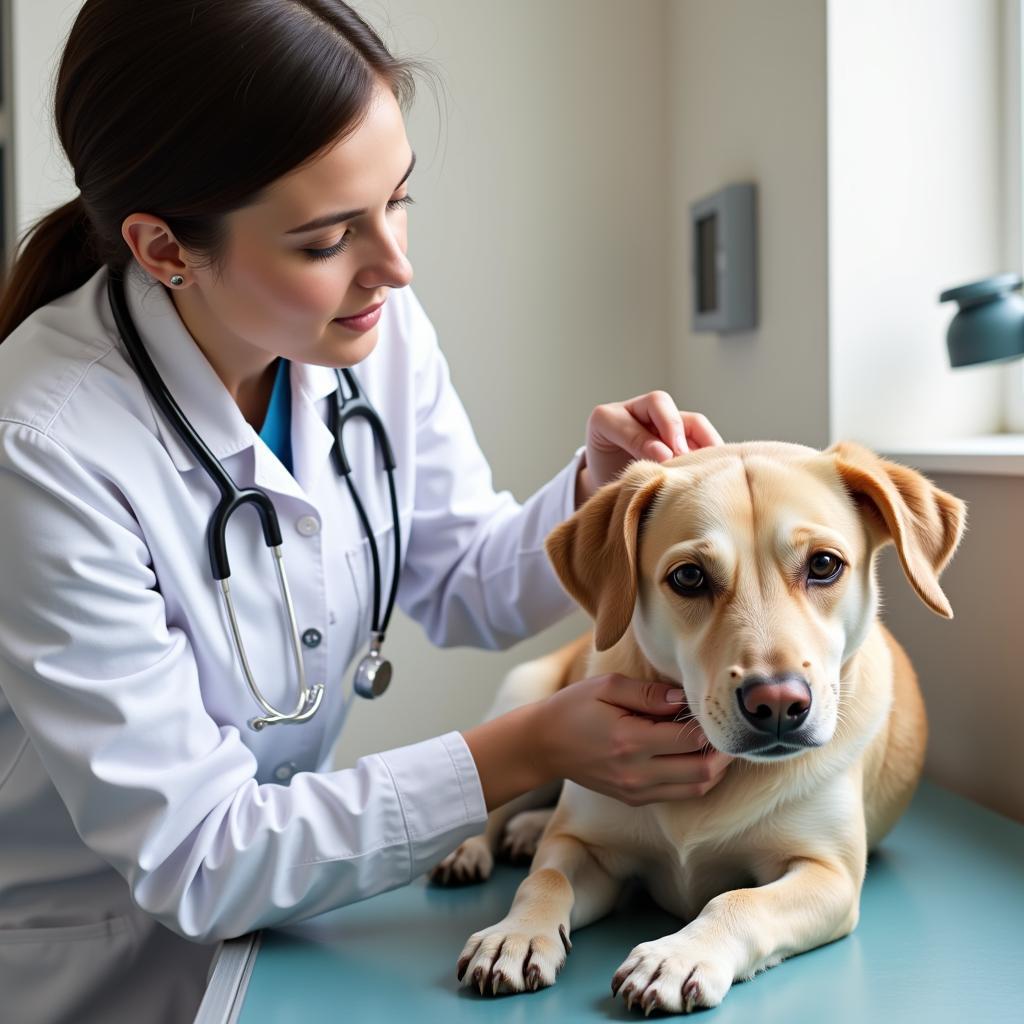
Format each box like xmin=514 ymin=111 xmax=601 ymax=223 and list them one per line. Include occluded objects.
xmin=0 ymin=3 xmax=733 ymax=1022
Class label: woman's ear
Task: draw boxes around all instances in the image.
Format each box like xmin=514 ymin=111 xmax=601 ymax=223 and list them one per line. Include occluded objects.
xmin=121 ymin=214 xmax=190 ymax=285
xmin=545 ymin=462 xmax=666 ymax=651
xmin=827 ymin=440 xmax=967 ymax=618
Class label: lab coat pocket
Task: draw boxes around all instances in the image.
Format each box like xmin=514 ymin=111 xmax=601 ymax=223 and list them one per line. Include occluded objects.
xmin=344 ymin=524 xmax=394 ymax=640
xmin=0 ymin=916 xmax=135 ymax=1024
xmin=343 ymin=509 xmax=410 ymax=641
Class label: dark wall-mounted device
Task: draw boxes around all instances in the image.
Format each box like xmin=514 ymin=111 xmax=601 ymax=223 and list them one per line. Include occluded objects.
xmin=690 ymin=183 xmax=757 ymax=333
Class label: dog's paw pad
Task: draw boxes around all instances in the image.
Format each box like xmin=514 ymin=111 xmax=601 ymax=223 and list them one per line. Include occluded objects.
xmin=429 ymin=836 xmax=493 ymax=887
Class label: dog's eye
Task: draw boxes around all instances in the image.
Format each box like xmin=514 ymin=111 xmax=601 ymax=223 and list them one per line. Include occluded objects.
xmin=807 ymin=552 xmax=844 ymax=584
xmin=667 ymin=563 xmax=706 ymax=595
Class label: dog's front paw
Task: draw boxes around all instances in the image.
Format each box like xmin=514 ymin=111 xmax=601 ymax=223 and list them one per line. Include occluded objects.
xmin=430 ymin=836 xmax=493 ymax=886
xmin=457 ymin=918 xmax=572 ymax=995
xmin=611 ymin=936 xmax=733 ymax=1014
xmin=500 ymin=808 xmax=553 ymax=863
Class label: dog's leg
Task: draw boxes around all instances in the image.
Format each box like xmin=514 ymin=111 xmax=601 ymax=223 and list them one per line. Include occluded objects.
xmin=456 ymin=831 xmax=623 ymax=995
xmin=429 ymin=782 xmax=560 ymax=885
xmin=611 ymin=855 xmax=862 ymax=1014
xmin=431 ymin=637 xmax=588 ymax=886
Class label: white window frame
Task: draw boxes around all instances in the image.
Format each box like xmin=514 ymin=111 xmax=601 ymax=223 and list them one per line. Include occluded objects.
xmin=1004 ymin=365 xmax=1024 ymax=431
xmin=1005 ymin=0 xmax=1024 ymax=431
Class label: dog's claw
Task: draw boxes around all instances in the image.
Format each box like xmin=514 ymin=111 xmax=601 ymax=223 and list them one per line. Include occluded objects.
xmin=623 ymin=984 xmax=638 ymax=1011
xmin=559 ymin=924 xmax=572 ymax=954
xmin=682 ymin=977 xmax=700 ymax=1012
xmin=642 ymin=987 xmax=659 ymax=1016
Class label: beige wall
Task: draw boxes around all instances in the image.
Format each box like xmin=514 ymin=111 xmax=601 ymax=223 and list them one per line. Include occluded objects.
xmin=667 ymin=0 xmax=830 ymax=448
xmin=334 ymin=0 xmax=673 ymax=764
xmin=876 ymin=473 xmax=1024 ymax=822
xmin=9 ymin=0 xmax=80 ymax=240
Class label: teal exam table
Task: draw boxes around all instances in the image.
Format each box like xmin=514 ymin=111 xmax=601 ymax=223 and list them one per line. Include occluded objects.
xmin=195 ymin=782 xmax=1024 ymax=1024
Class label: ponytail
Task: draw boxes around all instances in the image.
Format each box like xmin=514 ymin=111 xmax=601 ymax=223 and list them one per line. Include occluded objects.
xmin=0 ymin=196 xmax=103 ymax=342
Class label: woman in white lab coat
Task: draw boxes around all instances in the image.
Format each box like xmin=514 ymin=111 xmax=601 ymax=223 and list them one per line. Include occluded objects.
xmin=0 ymin=2 xmax=731 ymax=1022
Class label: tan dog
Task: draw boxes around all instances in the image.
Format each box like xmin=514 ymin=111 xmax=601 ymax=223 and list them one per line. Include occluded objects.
xmin=440 ymin=440 xmax=965 ymax=1014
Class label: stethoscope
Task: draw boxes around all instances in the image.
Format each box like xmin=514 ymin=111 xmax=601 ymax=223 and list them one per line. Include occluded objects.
xmin=106 ymin=266 xmax=401 ymax=731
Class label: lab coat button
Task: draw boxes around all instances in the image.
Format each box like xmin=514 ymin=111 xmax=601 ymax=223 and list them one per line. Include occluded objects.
xmin=296 ymin=514 xmax=320 ymax=537
xmin=274 ymin=762 xmax=298 ymax=782
xmin=301 ymin=628 xmax=322 ymax=648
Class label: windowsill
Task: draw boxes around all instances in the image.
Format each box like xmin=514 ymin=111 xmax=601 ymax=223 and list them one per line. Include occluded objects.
xmin=881 ymin=434 xmax=1024 ymax=476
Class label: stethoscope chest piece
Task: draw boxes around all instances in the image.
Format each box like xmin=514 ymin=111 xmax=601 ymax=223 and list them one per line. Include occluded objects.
xmin=353 ymin=632 xmax=392 ymax=699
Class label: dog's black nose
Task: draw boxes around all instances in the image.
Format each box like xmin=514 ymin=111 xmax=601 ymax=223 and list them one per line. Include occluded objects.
xmin=736 ymin=673 xmax=812 ymax=737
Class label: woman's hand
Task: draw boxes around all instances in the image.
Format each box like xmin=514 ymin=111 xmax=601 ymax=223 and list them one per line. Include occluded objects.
xmin=577 ymin=391 xmax=724 ymax=505
xmin=462 ymin=673 xmax=733 ymax=810
xmin=533 ymin=673 xmax=734 ymax=806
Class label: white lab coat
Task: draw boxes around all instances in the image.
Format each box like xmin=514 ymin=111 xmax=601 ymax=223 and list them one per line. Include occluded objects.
xmin=0 ymin=263 xmax=581 ymax=1023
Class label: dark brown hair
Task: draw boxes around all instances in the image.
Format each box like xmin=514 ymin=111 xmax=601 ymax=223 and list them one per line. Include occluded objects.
xmin=0 ymin=0 xmax=418 ymax=341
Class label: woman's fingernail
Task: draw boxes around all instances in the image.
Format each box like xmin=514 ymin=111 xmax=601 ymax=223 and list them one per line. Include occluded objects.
xmin=674 ymin=432 xmax=687 ymax=454
xmin=665 ymin=688 xmax=686 ymax=703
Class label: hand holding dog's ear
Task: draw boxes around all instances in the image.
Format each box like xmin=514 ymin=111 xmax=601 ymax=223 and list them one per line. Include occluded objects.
xmin=577 ymin=391 xmax=723 ymax=504
xmin=828 ymin=441 xmax=967 ymax=618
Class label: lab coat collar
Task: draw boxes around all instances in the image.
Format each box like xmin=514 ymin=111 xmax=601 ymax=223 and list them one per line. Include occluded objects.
xmin=119 ymin=264 xmax=340 ymax=484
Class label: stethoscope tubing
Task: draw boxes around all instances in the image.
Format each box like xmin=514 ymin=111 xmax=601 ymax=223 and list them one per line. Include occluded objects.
xmin=106 ymin=265 xmax=400 ymax=727
xmin=329 ymin=375 xmax=402 ymax=638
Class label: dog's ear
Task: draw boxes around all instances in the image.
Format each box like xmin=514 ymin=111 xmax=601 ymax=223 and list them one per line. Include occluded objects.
xmin=827 ymin=440 xmax=967 ymax=618
xmin=545 ymin=462 xmax=667 ymax=651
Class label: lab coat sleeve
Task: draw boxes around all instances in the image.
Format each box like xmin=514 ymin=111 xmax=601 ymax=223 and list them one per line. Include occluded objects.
xmin=396 ymin=292 xmax=582 ymax=648
xmin=0 ymin=423 xmax=487 ymax=943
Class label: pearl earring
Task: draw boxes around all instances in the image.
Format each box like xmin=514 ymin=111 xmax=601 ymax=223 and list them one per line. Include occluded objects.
xmin=170 ymin=274 xmax=184 ymax=287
